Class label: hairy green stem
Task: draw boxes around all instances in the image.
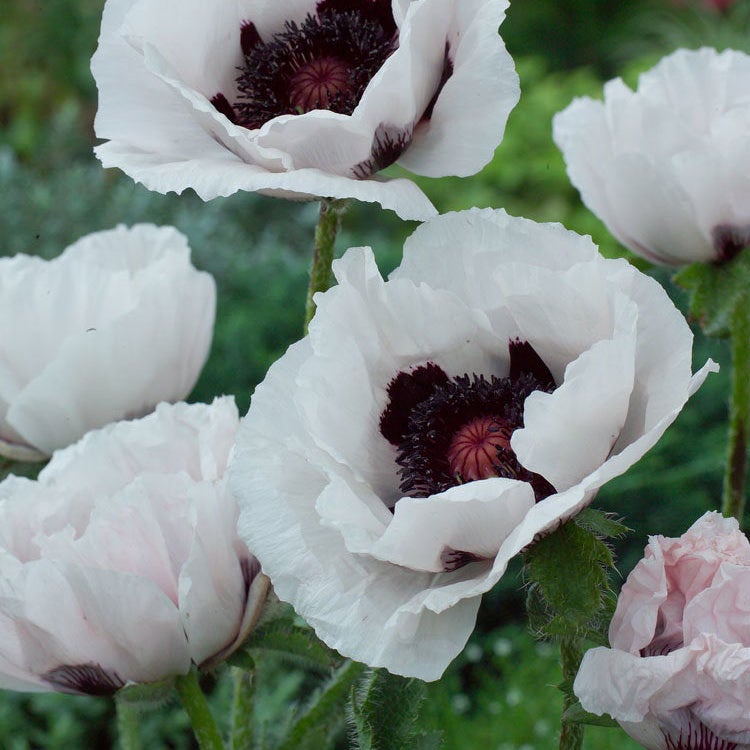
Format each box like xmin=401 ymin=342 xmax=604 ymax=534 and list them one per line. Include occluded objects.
xmin=722 ymin=303 xmax=750 ymax=525
xmin=229 ymin=667 xmax=255 ymax=750
xmin=304 ymin=198 xmax=349 ymax=333
xmin=559 ymin=637 xmax=584 ymax=750
xmin=175 ymin=670 xmax=225 ymax=750
xmin=115 ymin=695 xmax=143 ymax=750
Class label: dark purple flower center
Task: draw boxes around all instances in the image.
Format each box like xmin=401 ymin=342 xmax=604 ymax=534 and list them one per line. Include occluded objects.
xmin=380 ymin=341 xmax=557 ymax=501
xmin=214 ymin=1 xmax=398 ymax=130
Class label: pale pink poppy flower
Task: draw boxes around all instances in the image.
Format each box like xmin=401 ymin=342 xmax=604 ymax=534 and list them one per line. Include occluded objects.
xmin=0 ymin=224 xmax=215 ymax=461
xmin=553 ymin=47 xmax=750 ymax=265
xmin=91 ymin=0 xmax=519 ymax=221
xmin=0 ymin=398 xmax=268 ymax=695
xmin=575 ymin=512 xmax=750 ymax=749
xmin=230 ymin=208 xmax=716 ymax=681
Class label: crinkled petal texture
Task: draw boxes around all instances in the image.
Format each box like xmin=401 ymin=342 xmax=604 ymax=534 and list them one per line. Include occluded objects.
xmin=553 ymin=47 xmax=750 ymax=265
xmin=575 ymin=512 xmax=750 ymax=749
xmin=0 ymin=224 xmax=215 ymax=461
xmin=91 ymin=0 xmax=519 ymax=220
xmin=231 ymin=208 xmax=715 ymax=681
xmin=0 ymin=398 xmax=268 ymax=695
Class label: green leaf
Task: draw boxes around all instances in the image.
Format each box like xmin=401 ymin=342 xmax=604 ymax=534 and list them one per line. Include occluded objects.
xmin=277 ymin=660 xmax=366 ymax=750
xmin=236 ymin=618 xmax=339 ymax=673
xmin=524 ymin=520 xmax=613 ymax=635
xmin=561 ymin=700 xmax=619 ymax=728
xmin=674 ymin=245 xmax=750 ymax=338
xmin=350 ymin=669 xmax=429 ymax=750
xmin=574 ymin=508 xmax=630 ymax=540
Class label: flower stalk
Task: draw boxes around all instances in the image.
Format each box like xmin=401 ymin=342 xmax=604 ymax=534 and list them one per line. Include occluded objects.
xmin=304 ymin=198 xmax=349 ymax=332
xmin=722 ymin=303 xmax=750 ymax=524
xmin=559 ymin=636 xmax=584 ymax=750
xmin=115 ymin=694 xmax=143 ymax=750
xmin=175 ymin=670 xmax=225 ymax=750
xmin=229 ymin=667 xmax=255 ymax=750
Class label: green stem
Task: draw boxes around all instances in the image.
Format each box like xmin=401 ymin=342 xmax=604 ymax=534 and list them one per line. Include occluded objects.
xmin=278 ymin=659 xmax=365 ymax=750
xmin=559 ymin=636 xmax=584 ymax=750
xmin=722 ymin=303 xmax=750 ymax=525
xmin=115 ymin=694 xmax=143 ymax=750
xmin=304 ymin=198 xmax=349 ymax=333
xmin=174 ymin=670 xmax=225 ymax=750
xmin=229 ymin=667 xmax=255 ymax=750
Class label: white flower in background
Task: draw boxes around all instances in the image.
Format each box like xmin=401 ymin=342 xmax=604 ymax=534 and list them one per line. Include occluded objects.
xmin=0 ymin=398 xmax=268 ymax=695
xmin=0 ymin=224 xmax=215 ymax=461
xmin=553 ymin=47 xmax=750 ymax=265
xmin=575 ymin=512 xmax=750 ymax=750
xmin=91 ymin=0 xmax=519 ymax=221
xmin=230 ymin=208 xmax=716 ymax=681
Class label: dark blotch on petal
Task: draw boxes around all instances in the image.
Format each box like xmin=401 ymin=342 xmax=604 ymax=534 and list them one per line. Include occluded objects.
xmin=712 ymin=223 xmax=750 ymax=264
xmin=44 ymin=663 xmax=125 ymax=696
xmin=241 ymin=555 xmax=262 ymax=591
xmin=421 ymin=42 xmax=454 ymax=122
xmin=663 ymin=718 xmax=737 ymax=750
xmin=240 ymin=21 xmax=263 ymax=55
xmin=509 ymin=339 xmax=555 ymax=391
xmin=352 ymin=123 xmax=413 ymax=179
xmin=440 ymin=547 xmax=488 ymax=572
xmin=210 ymin=93 xmax=238 ymax=124
xmin=380 ymin=363 xmax=449 ymax=445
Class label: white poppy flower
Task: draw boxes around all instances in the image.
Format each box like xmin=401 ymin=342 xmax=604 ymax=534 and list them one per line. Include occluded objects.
xmin=91 ymin=0 xmax=519 ymax=221
xmin=575 ymin=512 xmax=750 ymax=750
xmin=553 ymin=47 xmax=750 ymax=265
xmin=0 ymin=224 xmax=215 ymax=461
xmin=230 ymin=208 xmax=716 ymax=681
xmin=0 ymin=398 xmax=268 ymax=695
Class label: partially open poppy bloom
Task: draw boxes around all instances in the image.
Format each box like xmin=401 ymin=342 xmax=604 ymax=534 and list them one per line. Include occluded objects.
xmin=0 ymin=399 xmax=268 ymax=695
xmin=0 ymin=224 xmax=215 ymax=461
xmin=575 ymin=512 xmax=750 ymax=750
xmin=230 ymin=208 xmax=715 ymax=680
xmin=553 ymin=47 xmax=750 ymax=265
xmin=91 ymin=0 xmax=519 ymax=220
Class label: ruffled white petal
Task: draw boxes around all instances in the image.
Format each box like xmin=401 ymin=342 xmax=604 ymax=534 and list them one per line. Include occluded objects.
xmin=554 ymin=47 xmax=750 ymax=264
xmin=397 ymin=0 xmax=519 ymax=177
xmin=512 ymin=286 xmax=639 ymax=490
xmin=368 ymin=479 xmax=535 ymax=572
xmin=0 ymin=225 xmax=215 ymax=457
xmin=0 ymin=400 xmax=256 ymax=692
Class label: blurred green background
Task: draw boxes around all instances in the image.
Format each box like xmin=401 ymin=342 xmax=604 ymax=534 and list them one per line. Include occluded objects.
xmin=1 ymin=0 xmax=749 ymax=747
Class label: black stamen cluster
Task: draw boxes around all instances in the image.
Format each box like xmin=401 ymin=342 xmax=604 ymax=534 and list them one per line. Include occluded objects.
xmin=316 ymin=0 xmax=397 ymax=36
xmin=380 ymin=342 xmax=557 ymax=502
xmin=234 ymin=6 xmax=398 ymax=129
xmin=388 ymin=370 xmax=555 ymax=501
